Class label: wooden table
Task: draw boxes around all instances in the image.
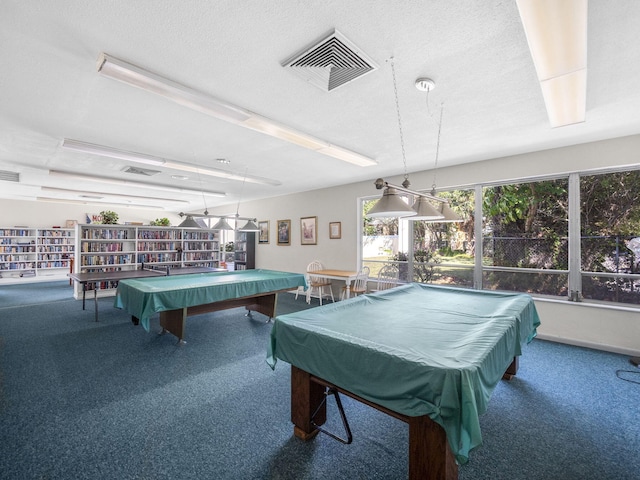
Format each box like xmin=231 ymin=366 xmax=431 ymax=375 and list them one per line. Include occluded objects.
xmin=309 ymin=269 xmax=359 ymax=298
xmin=115 ymin=269 xmax=307 ymax=343
xmin=268 ymin=283 xmax=541 ymax=479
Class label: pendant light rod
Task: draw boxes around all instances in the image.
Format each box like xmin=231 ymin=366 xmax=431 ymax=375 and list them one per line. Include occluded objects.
xmin=178 ymin=212 xmax=257 ymax=222
xmin=373 ymin=178 xmax=447 ymax=204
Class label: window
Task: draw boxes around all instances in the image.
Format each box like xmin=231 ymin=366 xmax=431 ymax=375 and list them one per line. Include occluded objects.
xmin=359 ymin=167 xmax=640 ymax=308
xmin=580 ymin=171 xmax=640 ymax=305
xmin=482 ymin=179 xmax=569 ymax=296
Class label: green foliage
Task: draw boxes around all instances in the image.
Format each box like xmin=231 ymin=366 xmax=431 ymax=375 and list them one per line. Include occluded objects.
xmin=150 ymin=217 xmax=171 ymax=226
xmin=99 ymin=210 xmax=118 ymax=225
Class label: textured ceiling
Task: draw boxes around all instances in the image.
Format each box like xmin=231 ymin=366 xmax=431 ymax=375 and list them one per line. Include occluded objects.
xmin=1 ymin=0 xmax=640 ymax=213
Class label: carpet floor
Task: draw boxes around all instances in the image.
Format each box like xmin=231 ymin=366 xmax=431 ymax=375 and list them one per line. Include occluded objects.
xmin=1 ymin=281 xmax=639 ymax=479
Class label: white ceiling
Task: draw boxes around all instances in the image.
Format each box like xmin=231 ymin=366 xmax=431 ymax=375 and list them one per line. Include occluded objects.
xmin=1 ymin=1 xmax=640 ymax=214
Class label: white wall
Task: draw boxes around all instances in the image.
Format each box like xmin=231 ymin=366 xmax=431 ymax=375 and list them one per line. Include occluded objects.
xmin=2 ymin=134 xmax=640 ymax=356
xmin=206 ymin=134 xmax=640 ymax=357
xmin=0 ymin=200 xmax=183 ymax=228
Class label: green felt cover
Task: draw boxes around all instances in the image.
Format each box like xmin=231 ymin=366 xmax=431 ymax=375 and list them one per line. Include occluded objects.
xmin=114 ymin=269 xmax=306 ymax=330
xmin=267 ymin=283 xmax=540 ymax=464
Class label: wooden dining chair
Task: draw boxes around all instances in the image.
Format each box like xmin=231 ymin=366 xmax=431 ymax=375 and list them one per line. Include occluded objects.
xmin=340 ymin=266 xmax=370 ymax=300
xmin=306 ymin=260 xmax=334 ymax=305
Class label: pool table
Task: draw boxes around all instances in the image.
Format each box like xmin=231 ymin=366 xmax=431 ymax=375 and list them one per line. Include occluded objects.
xmin=267 ymin=283 xmax=540 ymax=479
xmin=115 ymin=269 xmax=307 ymax=343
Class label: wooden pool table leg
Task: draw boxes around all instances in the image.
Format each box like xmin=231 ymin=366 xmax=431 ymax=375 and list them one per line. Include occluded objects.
xmin=502 ymin=357 xmax=519 ymax=380
xmin=290 ymin=366 xmax=458 ymax=480
xmin=291 ymin=366 xmax=324 ymax=440
xmin=409 ymin=415 xmax=458 ymax=480
xmin=159 ymin=308 xmax=187 ymax=344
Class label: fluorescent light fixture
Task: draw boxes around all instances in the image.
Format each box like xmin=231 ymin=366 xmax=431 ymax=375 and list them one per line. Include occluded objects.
xmin=62 ymin=138 xmax=280 ymax=186
xmin=48 ymin=170 xmax=226 ymax=197
xmin=62 ymin=139 xmax=164 ymax=166
xmin=36 ymin=197 xmax=164 ymax=209
xmin=97 ymin=53 xmax=251 ymax=124
xmin=97 ymin=53 xmax=377 ymax=167
xmin=40 ymin=186 xmax=190 ymax=204
xmin=516 ymin=0 xmax=587 ymax=127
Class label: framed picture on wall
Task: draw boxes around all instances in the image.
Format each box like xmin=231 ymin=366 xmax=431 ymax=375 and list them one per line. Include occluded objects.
xmin=300 ymin=216 xmax=317 ymax=245
xmin=277 ymin=219 xmax=291 ymax=245
xmin=258 ymin=220 xmax=269 ymax=244
xmin=329 ymin=221 xmax=341 ymax=239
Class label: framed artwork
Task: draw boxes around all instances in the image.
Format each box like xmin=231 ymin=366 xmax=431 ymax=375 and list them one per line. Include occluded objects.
xmin=277 ymin=219 xmax=291 ymax=245
xmin=300 ymin=216 xmax=317 ymax=245
xmin=258 ymin=220 xmax=269 ymax=244
xmin=329 ymin=221 xmax=341 ymax=239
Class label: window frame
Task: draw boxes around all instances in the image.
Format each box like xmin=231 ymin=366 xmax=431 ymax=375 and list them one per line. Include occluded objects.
xmin=358 ymin=166 xmax=640 ymax=309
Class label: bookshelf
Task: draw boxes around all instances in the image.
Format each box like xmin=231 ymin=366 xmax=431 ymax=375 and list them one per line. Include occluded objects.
xmin=0 ymin=227 xmax=75 ymax=283
xmin=37 ymin=228 xmax=75 ymax=272
xmin=0 ymin=227 xmax=37 ymax=280
xmin=73 ymin=224 xmax=221 ymax=298
xmin=234 ymin=231 xmax=255 ymax=270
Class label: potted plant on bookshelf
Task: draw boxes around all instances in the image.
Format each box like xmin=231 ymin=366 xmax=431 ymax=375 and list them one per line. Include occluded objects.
xmin=100 ymin=210 xmax=119 ymax=225
xmin=150 ymin=217 xmax=170 ymax=226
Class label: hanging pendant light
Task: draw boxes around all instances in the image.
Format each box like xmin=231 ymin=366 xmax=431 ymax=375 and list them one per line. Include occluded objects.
xmin=437 ymin=202 xmax=463 ymax=223
xmin=178 ymin=215 xmax=201 ymax=228
xmin=238 ymin=219 xmax=260 ymax=232
xmin=368 ymin=187 xmax=417 ymax=218
xmin=211 ymin=217 xmax=233 ymax=230
xmin=410 ymin=196 xmax=444 ymax=221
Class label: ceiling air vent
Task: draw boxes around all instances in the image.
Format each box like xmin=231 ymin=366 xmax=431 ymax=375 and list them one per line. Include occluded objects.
xmin=0 ymin=170 xmax=20 ymax=182
xmin=282 ymin=29 xmax=378 ymax=92
xmin=122 ymin=166 xmax=161 ymax=176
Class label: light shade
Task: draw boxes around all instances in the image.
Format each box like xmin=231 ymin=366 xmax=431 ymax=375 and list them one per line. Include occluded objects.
xmin=97 ymin=53 xmax=376 ymax=167
xmin=178 ymin=215 xmax=201 ymax=228
xmin=516 ymin=0 xmax=587 ymax=127
xmin=368 ymin=187 xmax=417 ymax=218
xmin=211 ymin=217 xmax=234 ymax=230
xmin=238 ymin=219 xmax=260 ymax=232
xmin=438 ymin=202 xmax=464 ymax=223
xmin=408 ymin=196 xmax=445 ymax=221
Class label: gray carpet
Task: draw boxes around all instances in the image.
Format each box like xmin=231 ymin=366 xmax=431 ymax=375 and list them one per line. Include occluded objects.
xmin=1 ymin=281 xmax=639 ymax=479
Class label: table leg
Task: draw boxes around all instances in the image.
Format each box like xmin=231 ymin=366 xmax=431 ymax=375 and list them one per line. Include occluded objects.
xmin=159 ymin=308 xmax=187 ymax=344
xmin=502 ymin=357 xmax=519 ymax=380
xmin=94 ymin=288 xmax=98 ymax=322
xmin=408 ymin=415 xmax=458 ymax=480
xmin=344 ymin=280 xmax=352 ymax=299
xmin=291 ymin=366 xmax=324 ymax=440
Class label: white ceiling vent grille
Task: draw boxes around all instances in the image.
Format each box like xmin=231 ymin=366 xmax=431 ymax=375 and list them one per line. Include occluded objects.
xmin=0 ymin=170 xmax=20 ymax=182
xmin=122 ymin=166 xmax=160 ymax=176
xmin=282 ymin=30 xmax=378 ymax=91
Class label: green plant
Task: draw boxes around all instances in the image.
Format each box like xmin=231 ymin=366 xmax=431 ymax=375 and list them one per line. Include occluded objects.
xmin=150 ymin=217 xmax=170 ymax=226
xmin=100 ymin=210 xmax=119 ymax=224
xmin=225 ymin=241 xmax=235 ymax=252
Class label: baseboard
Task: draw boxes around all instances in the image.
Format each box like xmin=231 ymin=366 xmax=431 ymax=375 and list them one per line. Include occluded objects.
xmin=536 ymin=333 xmax=640 ymax=357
